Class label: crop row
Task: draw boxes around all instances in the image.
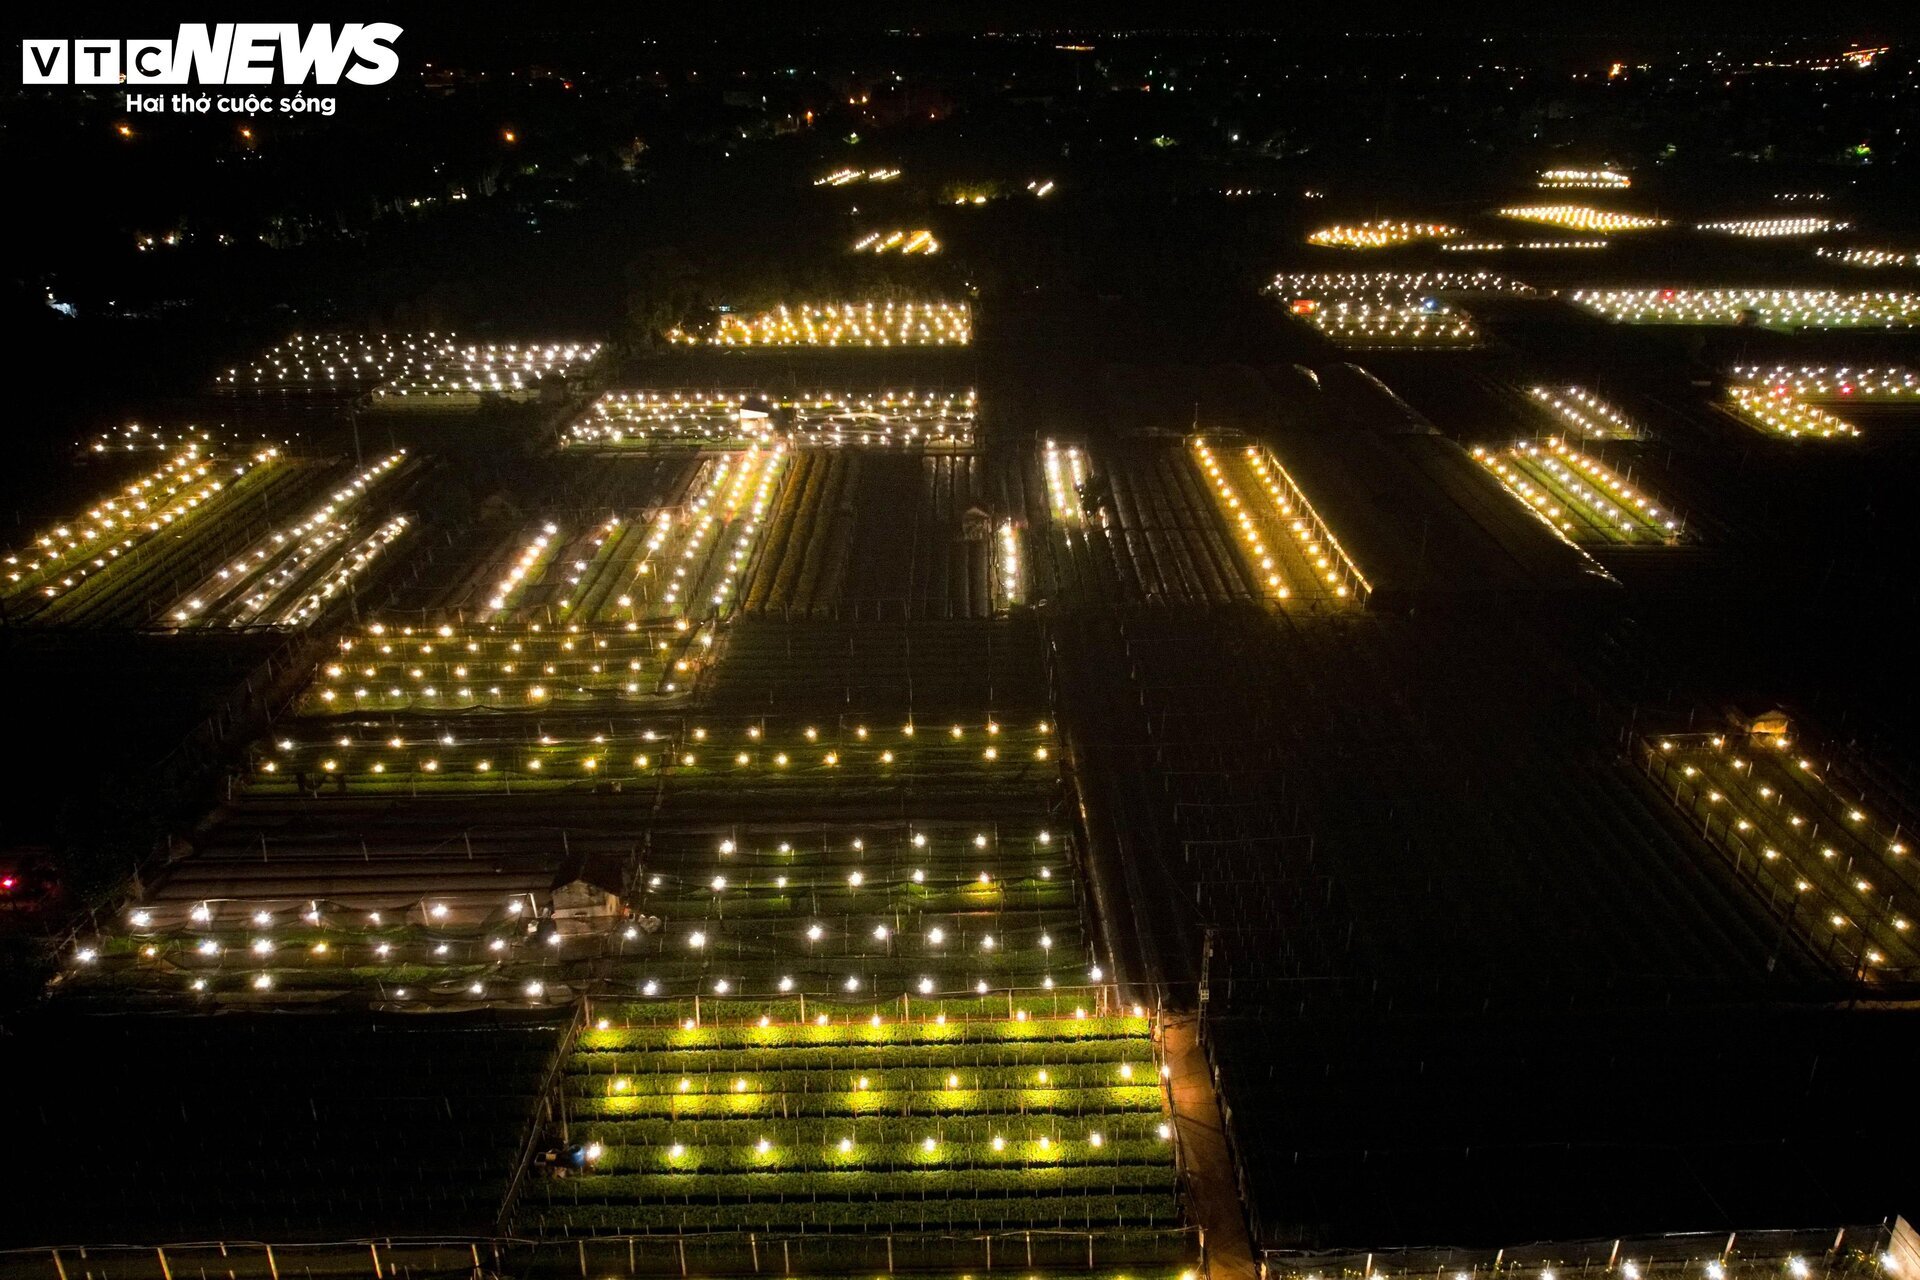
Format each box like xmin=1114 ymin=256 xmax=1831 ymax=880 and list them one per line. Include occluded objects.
xmin=1023 ymin=441 xmax=1256 ymax=606
xmin=567 ymin=1084 xmax=1160 ymax=1121
xmin=531 ymin=1164 xmax=1174 ymax=1200
xmin=1646 ymin=735 xmax=1919 ymax=978
xmin=569 ymin=391 xmax=975 ymax=451
xmin=568 ymin=1054 xmax=1149 ymax=1095
xmin=246 ymin=724 xmax=1055 ymax=796
xmin=1192 ymin=438 xmax=1365 ymax=603
xmin=421 ymin=448 xmax=786 ymax=627
xmin=3 ymin=451 xmax=358 ymax=627
xmin=162 ymin=451 xmax=416 ymax=628
xmin=520 ymin=1191 xmax=1179 ymax=1233
xmin=302 ymin=621 xmax=711 ymax=712
xmin=579 ymin=1012 xmax=1147 ymax=1052
xmin=573 ymin=1030 xmax=1140 ymax=1073
xmin=4 ymin=448 xmax=270 ymax=605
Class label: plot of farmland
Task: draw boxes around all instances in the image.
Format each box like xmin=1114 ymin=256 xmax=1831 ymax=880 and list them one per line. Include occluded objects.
xmin=1474 ymin=439 xmax=1685 ymax=545
xmin=1 ymin=447 xmax=416 ymax=630
xmin=523 ymin=1002 xmax=1177 ymax=1236
xmin=383 ymin=449 xmax=782 ymax=628
xmin=1643 ymin=732 xmax=1920 ymax=986
xmin=1018 ymin=438 xmax=1263 ymax=605
xmin=741 ymin=452 xmax=1005 ymax=619
xmin=1 ymin=1014 xmax=561 ymax=1242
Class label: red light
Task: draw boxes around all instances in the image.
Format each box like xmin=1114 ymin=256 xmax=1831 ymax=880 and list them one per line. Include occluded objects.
xmin=0 ymin=875 xmax=16 ymax=891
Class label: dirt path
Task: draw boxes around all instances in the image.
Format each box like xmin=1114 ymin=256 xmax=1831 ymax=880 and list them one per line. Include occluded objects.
xmin=1163 ymin=1012 xmax=1260 ymax=1280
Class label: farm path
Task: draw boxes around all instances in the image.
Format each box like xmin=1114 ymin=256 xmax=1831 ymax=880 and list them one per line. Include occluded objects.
xmin=1163 ymin=1012 xmax=1258 ymax=1280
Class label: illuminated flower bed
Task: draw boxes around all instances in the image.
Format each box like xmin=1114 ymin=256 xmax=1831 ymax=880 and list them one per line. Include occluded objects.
xmin=1499 ymin=204 xmax=1666 ymax=233
xmin=1536 ymin=167 xmax=1630 ymax=189
xmin=1643 ymin=733 xmax=1919 ymax=985
xmin=1528 ymin=386 xmax=1646 ymax=440
xmin=373 ymin=340 xmax=602 ymax=405
xmin=571 ymin=390 xmax=975 ymax=450
xmin=667 ymin=302 xmax=971 ymax=347
xmin=1306 ymin=220 xmax=1463 ymax=249
xmin=164 ymin=451 xmax=413 ymax=629
xmin=852 ymin=229 xmax=941 ymax=255
xmin=1696 ymin=216 xmax=1847 ymax=238
xmin=1191 ymin=438 xmax=1369 ymax=602
xmin=1569 ymin=288 xmax=1920 ymax=329
xmin=1725 ymin=386 xmax=1860 ymax=440
xmin=1472 ymin=439 xmax=1682 ymax=545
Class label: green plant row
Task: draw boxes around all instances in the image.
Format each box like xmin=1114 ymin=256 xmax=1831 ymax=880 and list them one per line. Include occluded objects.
xmin=569 ymin=1034 xmax=1143 ymax=1075
xmin=626 ymin=885 xmax=1078 ymax=915
xmin=519 ymin=1191 xmax=1181 ymax=1233
xmin=533 ymin=1162 xmax=1176 ymax=1203
xmin=569 ymin=1083 xmax=1162 ymax=1120
xmin=586 ymin=987 xmax=1121 ymax=1024
xmin=568 ymin=1057 xmax=1148 ymax=1095
xmin=594 ymin=951 xmax=1079 ymax=987
xmin=577 ymin=1014 xmax=1147 ymax=1052
xmin=576 ymin=1113 xmax=1172 ymax=1153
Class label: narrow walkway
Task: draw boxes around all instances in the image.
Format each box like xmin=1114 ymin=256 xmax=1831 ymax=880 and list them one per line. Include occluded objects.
xmin=1163 ymin=1012 xmax=1259 ymax=1280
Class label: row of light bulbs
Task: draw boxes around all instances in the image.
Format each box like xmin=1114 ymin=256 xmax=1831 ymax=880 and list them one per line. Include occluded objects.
xmin=1537 ymin=167 xmax=1631 ymax=188
xmin=852 ymin=229 xmax=940 ymax=255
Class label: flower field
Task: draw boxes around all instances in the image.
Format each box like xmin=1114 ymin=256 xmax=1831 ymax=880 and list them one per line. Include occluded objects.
xmin=1191 ymin=437 xmax=1370 ymax=603
xmin=161 ymin=451 xmax=417 ymax=628
xmin=49 ymin=358 xmax=1190 ymax=1270
xmin=1267 ymin=271 xmax=1514 ymax=349
xmin=1295 ymin=298 xmax=1480 ymax=348
xmin=570 ymin=391 xmax=782 ymax=448
xmin=1569 ymin=288 xmax=1920 ymax=329
xmin=1643 ymin=732 xmax=1919 ymax=985
xmin=1726 ymin=364 xmax=1920 ymax=401
xmin=738 ymin=451 xmax=1006 ymax=618
xmin=852 ymin=228 xmax=941 ymax=255
xmin=1497 ymin=204 xmax=1667 ymax=232
xmin=1018 ymin=437 xmax=1353 ymax=605
xmin=1 ymin=446 xmax=412 ymax=629
xmin=371 ymin=340 xmax=602 ymax=406
xmin=68 ymin=816 xmax=1089 ymax=1005
xmin=520 ymin=1001 xmax=1174 ymax=1235
xmin=569 ymin=390 xmax=976 ymax=451
xmin=300 ymin=621 xmax=710 ymax=711
xmin=665 ymin=302 xmax=972 ymax=347
xmin=1527 ymin=386 xmax=1646 ymax=440
xmin=217 ymin=331 xmax=600 ymax=400
xmin=1716 ymin=365 xmax=1920 ymax=442
xmin=1724 ymin=387 xmax=1861 ymax=440
xmin=1305 ymin=220 xmax=1463 ymax=249
xmin=244 ymin=715 xmax=1057 ymax=803
xmin=1472 ymin=440 xmax=1683 ymax=545
xmin=407 ymin=447 xmax=785 ymax=628
xmin=1536 ymin=166 xmax=1631 ymax=188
